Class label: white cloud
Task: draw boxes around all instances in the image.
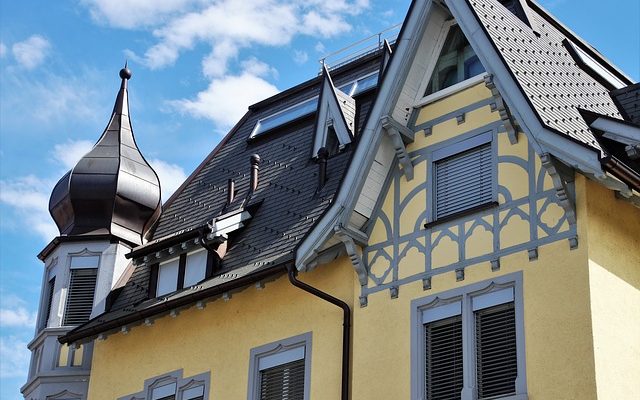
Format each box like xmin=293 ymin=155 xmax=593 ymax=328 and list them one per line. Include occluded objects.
xmin=315 ymin=41 xmax=326 ymax=54
xmin=0 ymin=42 xmax=7 ymax=58
xmin=0 ymin=308 xmax=36 ymax=329
xmin=168 ymin=68 xmax=279 ymax=128
xmin=0 ymin=175 xmax=57 ymax=241
xmin=0 ymin=335 xmax=30 ymax=379
xmin=81 ymin=0 xmax=200 ymax=29
xmin=2 ymin=70 xmax=103 ymax=124
xmin=293 ymin=50 xmax=309 ymax=65
xmin=148 ymin=159 xmax=187 ymax=201
xmin=12 ymin=35 xmax=51 ymax=70
xmin=52 ymin=140 xmax=93 ymax=170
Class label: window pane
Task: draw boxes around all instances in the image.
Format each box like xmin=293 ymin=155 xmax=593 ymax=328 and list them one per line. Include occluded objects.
xmin=475 ymin=303 xmax=517 ymax=399
xmin=184 ymin=250 xmax=207 ymax=287
xmin=157 ymin=258 xmax=179 ymax=296
xmin=425 ymin=25 xmax=485 ymax=96
xmin=43 ymin=277 xmax=55 ymax=328
xmin=182 ymin=385 xmax=204 ymax=400
xmin=259 ymin=359 xmax=305 ymax=400
xmin=425 ymin=315 xmax=463 ymax=400
xmin=253 ymin=98 xmax=318 ymax=137
xmin=72 ymin=344 xmax=83 ymax=366
xmin=151 ymin=382 xmax=177 ymax=400
xmin=353 ymin=72 xmax=378 ymax=95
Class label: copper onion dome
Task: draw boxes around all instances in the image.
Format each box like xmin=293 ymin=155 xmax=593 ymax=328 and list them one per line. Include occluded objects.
xmin=49 ymin=66 xmax=162 ymax=245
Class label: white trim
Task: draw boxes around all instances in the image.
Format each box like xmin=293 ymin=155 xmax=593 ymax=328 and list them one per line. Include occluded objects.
xmin=565 ymin=40 xmax=626 ymax=89
xmin=184 ymin=249 xmax=207 ymax=288
xmin=415 ymin=73 xmax=488 ymax=108
xmin=157 ymin=258 xmax=179 ymax=297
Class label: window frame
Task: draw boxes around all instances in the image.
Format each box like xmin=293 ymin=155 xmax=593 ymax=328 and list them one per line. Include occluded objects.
xmin=425 ymin=130 xmax=498 ymax=227
xmin=415 ymin=20 xmax=488 ymax=108
xmin=410 ymin=272 xmax=528 ymax=400
xmin=247 ymin=332 xmax=312 ymax=400
xmin=249 ymin=97 xmax=319 ymax=139
xmin=62 ymin=255 xmax=100 ymax=326
xmin=118 ymin=369 xmax=210 ymax=400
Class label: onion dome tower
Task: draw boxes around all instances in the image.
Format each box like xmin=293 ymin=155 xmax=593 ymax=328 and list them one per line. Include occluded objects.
xmin=49 ymin=65 xmax=162 ymax=245
xmin=22 ymin=66 xmax=162 ymax=400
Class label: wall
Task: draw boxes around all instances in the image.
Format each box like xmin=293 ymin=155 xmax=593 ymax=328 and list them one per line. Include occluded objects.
xmin=87 ymin=257 xmax=354 ymax=399
xmin=584 ymin=177 xmax=640 ymax=399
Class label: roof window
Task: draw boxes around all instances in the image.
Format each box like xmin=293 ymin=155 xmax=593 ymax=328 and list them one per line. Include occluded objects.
xmin=250 ymin=97 xmax=318 ymax=138
xmin=563 ymin=39 xmax=626 ymax=90
xmin=338 ymin=71 xmax=379 ymax=97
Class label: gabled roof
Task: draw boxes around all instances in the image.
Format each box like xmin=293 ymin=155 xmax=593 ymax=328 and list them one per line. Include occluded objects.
xmin=61 ymin=52 xmax=384 ymax=344
xmin=465 ymin=0 xmax=630 ymax=152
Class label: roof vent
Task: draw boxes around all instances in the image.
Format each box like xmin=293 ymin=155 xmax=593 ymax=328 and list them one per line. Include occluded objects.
xmin=317 ymin=147 xmax=329 ymax=190
xmin=250 ymin=154 xmax=261 ymax=192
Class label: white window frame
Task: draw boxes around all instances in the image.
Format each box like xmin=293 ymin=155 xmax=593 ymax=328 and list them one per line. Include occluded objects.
xmin=184 ymin=249 xmax=208 ymax=288
xmin=62 ymin=255 xmax=100 ymax=326
xmin=157 ymin=257 xmax=180 ymax=297
xmin=411 ymin=272 xmax=528 ymax=400
xmin=247 ymin=332 xmax=312 ymax=400
xmin=415 ymin=20 xmax=489 ymax=108
xmin=337 ymin=71 xmax=379 ymax=97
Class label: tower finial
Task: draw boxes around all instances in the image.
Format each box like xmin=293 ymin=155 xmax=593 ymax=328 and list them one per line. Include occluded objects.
xmin=119 ymin=61 xmax=132 ymax=80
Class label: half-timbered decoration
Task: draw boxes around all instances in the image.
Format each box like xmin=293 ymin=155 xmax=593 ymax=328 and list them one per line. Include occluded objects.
xmin=25 ymin=1 xmax=639 ymax=400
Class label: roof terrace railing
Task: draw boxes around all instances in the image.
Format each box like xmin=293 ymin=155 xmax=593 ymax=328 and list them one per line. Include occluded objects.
xmin=320 ymin=23 xmax=402 ymax=72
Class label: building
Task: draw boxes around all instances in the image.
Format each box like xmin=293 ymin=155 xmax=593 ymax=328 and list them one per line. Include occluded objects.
xmin=23 ymin=0 xmax=640 ymax=399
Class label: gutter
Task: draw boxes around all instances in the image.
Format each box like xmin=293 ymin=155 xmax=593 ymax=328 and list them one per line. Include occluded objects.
xmin=602 ymin=156 xmax=640 ymax=193
xmin=60 ymin=263 xmax=288 ymax=344
xmin=287 ymin=265 xmax=351 ymax=400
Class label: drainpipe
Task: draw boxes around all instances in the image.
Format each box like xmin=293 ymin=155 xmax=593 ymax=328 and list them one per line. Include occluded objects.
xmin=287 ymin=264 xmax=351 ymax=400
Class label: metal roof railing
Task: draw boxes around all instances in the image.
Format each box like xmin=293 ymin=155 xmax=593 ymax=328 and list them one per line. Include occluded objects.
xmin=319 ymin=23 xmax=402 ymax=72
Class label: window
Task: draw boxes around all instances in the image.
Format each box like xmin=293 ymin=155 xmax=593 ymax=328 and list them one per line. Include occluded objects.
xmin=251 ymin=98 xmax=318 ymax=138
xmin=338 ymin=71 xmax=379 ymax=97
xmin=425 ymin=24 xmax=485 ymax=96
xmin=63 ymin=256 xmax=99 ymax=326
xmin=57 ymin=343 xmax=84 ymax=367
xmin=119 ymin=370 xmax=210 ymax=400
xmin=248 ymin=332 xmax=312 ymax=400
xmin=155 ymin=249 xmax=210 ymax=297
xmin=563 ymin=39 xmax=626 ymax=90
xmin=411 ymin=273 xmax=527 ymax=400
xmin=430 ymin=131 xmax=495 ymax=223
xmin=41 ymin=276 xmax=55 ymax=329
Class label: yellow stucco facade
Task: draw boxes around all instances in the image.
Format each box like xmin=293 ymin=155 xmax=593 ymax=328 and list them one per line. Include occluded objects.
xmin=87 ymin=77 xmax=639 ymax=400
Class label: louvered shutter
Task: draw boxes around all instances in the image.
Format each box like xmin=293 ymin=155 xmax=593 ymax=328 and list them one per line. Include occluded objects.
xmin=435 ymin=143 xmax=492 ymax=220
xmin=63 ymin=268 xmax=97 ymax=325
xmin=425 ymin=315 xmax=463 ymax=400
xmin=43 ymin=277 xmax=55 ymax=328
xmin=259 ymin=359 xmax=305 ymax=400
xmin=475 ymin=302 xmax=518 ymax=398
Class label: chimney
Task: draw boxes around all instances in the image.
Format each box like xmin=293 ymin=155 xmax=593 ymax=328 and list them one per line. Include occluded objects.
xmin=250 ymin=154 xmax=261 ymax=192
xmin=226 ymin=179 xmax=235 ymax=204
xmin=317 ymin=147 xmax=328 ymax=189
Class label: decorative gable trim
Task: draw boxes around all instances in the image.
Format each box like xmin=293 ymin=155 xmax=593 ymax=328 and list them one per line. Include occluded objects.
xmin=312 ymin=66 xmax=355 ymax=158
xmin=381 ymin=115 xmax=415 ymax=180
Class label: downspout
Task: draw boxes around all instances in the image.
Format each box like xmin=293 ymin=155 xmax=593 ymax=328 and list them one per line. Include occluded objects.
xmin=287 ymin=264 xmax=351 ymax=400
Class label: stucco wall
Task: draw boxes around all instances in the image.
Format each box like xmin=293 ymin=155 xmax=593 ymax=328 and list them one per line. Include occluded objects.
xmin=583 ymin=177 xmax=640 ymax=399
xmin=87 ymin=258 xmax=354 ymax=399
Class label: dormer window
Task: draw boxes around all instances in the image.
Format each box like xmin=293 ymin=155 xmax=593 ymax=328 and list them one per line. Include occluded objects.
xmin=424 ymin=24 xmax=485 ymax=96
xmin=155 ymin=249 xmax=209 ymax=298
xmin=250 ymin=97 xmax=318 ymax=138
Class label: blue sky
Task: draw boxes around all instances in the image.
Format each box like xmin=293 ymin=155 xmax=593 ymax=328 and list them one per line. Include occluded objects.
xmin=0 ymin=0 xmax=637 ymax=398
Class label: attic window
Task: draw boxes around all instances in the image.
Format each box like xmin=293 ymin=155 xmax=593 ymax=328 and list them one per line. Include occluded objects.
xmin=338 ymin=71 xmax=379 ymax=96
xmin=563 ymin=39 xmax=626 ymax=90
xmin=425 ymin=24 xmax=485 ymax=96
xmin=250 ymin=97 xmax=318 ymax=138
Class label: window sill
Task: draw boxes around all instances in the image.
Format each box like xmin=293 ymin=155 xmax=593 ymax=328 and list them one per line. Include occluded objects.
xmin=424 ymin=201 xmax=498 ymax=229
xmin=414 ymin=73 xmax=488 ymax=108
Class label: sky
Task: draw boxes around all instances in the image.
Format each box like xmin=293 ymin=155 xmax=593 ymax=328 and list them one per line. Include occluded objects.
xmin=0 ymin=0 xmax=638 ymax=398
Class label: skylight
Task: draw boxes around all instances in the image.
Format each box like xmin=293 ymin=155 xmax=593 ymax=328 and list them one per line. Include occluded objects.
xmin=564 ymin=40 xmax=626 ymax=90
xmin=338 ymin=71 xmax=379 ymax=97
xmin=250 ymin=97 xmax=318 ymax=138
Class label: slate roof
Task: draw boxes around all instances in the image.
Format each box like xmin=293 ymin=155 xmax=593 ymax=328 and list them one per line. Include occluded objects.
xmin=611 ymin=83 xmax=640 ymax=125
xmin=467 ymin=0 xmax=634 ymax=153
xmin=61 ymin=52 xmax=383 ymax=343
